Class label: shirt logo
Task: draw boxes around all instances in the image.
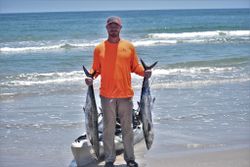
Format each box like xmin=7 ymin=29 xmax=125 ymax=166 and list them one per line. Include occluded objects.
xmin=121 ymin=48 xmax=127 ymax=52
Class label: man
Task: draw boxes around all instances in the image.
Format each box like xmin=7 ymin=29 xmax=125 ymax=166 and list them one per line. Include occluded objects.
xmin=85 ymin=16 xmax=151 ymax=167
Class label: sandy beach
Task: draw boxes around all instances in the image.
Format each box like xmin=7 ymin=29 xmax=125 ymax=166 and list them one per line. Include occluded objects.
xmin=141 ymin=148 xmax=250 ymax=167
xmin=79 ymin=148 xmax=250 ymax=167
xmin=71 ymin=139 xmax=250 ymax=167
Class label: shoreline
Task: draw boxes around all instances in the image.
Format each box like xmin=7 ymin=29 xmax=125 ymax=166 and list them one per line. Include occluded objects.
xmin=72 ymin=142 xmax=250 ymax=167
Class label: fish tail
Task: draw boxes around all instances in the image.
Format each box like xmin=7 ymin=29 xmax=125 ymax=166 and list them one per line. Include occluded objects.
xmin=82 ymin=65 xmax=96 ymax=78
xmin=140 ymin=59 xmax=158 ymax=70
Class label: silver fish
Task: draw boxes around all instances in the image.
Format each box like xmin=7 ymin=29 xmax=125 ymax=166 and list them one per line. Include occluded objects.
xmin=82 ymin=65 xmax=100 ymax=159
xmin=139 ymin=59 xmax=157 ymax=150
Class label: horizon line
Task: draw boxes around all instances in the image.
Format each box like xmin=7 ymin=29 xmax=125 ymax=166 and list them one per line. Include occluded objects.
xmin=1 ymin=7 xmax=249 ymax=14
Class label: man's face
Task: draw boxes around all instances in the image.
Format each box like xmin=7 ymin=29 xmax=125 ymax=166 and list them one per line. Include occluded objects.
xmin=106 ymin=23 xmax=122 ymax=38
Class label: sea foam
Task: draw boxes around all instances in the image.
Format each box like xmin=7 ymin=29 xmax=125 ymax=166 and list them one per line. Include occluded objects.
xmin=148 ymin=30 xmax=250 ymax=39
xmin=1 ymin=30 xmax=249 ymax=53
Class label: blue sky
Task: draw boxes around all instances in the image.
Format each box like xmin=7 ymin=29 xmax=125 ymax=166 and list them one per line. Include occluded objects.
xmin=0 ymin=0 xmax=249 ymax=13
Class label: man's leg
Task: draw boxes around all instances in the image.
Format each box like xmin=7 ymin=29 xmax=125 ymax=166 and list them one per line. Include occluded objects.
xmin=100 ymin=96 xmax=117 ymax=163
xmin=117 ymin=98 xmax=135 ymax=162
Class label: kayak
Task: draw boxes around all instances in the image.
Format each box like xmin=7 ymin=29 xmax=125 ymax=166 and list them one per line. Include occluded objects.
xmin=71 ymin=110 xmax=144 ymax=166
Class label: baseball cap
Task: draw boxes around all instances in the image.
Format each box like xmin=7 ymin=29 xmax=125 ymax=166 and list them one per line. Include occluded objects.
xmin=106 ymin=16 xmax=122 ymax=26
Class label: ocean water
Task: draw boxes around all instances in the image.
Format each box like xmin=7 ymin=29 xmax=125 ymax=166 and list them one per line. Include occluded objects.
xmin=0 ymin=9 xmax=250 ymax=166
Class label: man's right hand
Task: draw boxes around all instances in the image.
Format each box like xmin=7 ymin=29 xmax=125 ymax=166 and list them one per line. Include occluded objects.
xmin=85 ymin=77 xmax=93 ymax=86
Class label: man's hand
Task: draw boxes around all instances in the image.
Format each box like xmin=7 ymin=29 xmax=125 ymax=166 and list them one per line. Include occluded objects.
xmin=144 ymin=70 xmax=152 ymax=78
xmin=85 ymin=77 xmax=93 ymax=86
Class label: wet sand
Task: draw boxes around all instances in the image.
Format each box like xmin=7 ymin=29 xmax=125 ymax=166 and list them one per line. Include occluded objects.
xmin=141 ymin=148 xmax=250 ymax=167
xmin=92 ymin=149 xmax=250 ymax=167
xmin=78 ymin=140 xmax=250 ymax=167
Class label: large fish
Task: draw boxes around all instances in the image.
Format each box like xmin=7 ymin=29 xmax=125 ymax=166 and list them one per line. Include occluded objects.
xmin=139 ymin=59 xmax=157 ymax=150
xmin=82 ymin=65 xmax=100 ymax=159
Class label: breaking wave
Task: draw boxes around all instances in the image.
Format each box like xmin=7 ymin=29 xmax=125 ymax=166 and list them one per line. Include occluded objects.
xmin=148 ymin=30 xmax=250 ymax=39
xmin=1 ymin=65 xmax=248 ymax=87
xmin=0 ymin=42 xmax=98 ymax=53
xmin=142 ymin=30 xmax=250 ymax=45
xmin=1 ymin=30 xmax=249 ymax=53
xmin=1 ymin=71 xmax=85 ymax=86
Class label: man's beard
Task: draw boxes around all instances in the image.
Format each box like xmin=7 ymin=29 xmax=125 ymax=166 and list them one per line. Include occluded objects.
xmin=109 ymin=31 xmax=119 ymax=37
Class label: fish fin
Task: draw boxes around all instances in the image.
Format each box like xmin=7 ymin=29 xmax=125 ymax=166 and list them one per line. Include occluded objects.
xmin=137 ymin=101 xmax=140 ymax=107
xmin=153 ymin=97 xmax=156 ymax=103
xmin=148 ymin=122 xmax=152 ymax=131
xmin=83 ymin=107 xmax=85 ymax=112
xmin=140 ymin=58 xmax=158 ymax=70
xmin=136 ymin=101 xmax=143 ymax=121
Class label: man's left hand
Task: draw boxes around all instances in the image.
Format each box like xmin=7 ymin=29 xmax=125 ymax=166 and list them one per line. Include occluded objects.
xmin=144 ymin=70 xmax=152 ymax=78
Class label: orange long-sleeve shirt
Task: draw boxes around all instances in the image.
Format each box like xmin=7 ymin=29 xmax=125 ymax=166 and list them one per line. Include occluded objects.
xmin=91 ymin=40 xmax=144 ymax=98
